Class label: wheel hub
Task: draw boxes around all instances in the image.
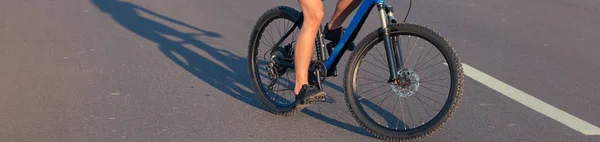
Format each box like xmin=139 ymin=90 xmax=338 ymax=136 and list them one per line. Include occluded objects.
xmin=391 ymin=69 xmax=420 ymax=97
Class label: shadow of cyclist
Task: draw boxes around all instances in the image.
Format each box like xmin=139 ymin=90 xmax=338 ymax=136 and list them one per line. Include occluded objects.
xmin=91 ymin=0 xmax=260 ymax=108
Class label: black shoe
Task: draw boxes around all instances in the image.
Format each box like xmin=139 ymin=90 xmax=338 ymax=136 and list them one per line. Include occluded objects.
xmin=324 ymin=23 xmax=343 ymax=43
xmin=324 ymin=23 xmax=356 ymax=51
xmin=295 ymin=84 xmax=327 ymax=110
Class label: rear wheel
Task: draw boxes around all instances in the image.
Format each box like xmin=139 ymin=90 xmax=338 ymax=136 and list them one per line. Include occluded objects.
xmin=248 ymin=6 xmax=302 ymax=115
xmin=344 ymin=23 xmax=464 ymax=141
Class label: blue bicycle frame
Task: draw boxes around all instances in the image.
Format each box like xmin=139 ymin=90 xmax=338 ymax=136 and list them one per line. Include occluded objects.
xmin=273 ymin=0 xmax=401 ymax=87
xmin=324 ymin=0 xmax=388 ymax=69
xmin=322 ymin=0 xmax=401 ymax=79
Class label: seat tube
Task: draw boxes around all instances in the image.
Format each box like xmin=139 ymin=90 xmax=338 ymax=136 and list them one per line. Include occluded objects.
xmin=313 ymin=25 xmax=327 ymax=90
xmin=316 ymin=25 xmax=327 ymax=61
xmin=377 ymin=3 xmax=399 ymax=81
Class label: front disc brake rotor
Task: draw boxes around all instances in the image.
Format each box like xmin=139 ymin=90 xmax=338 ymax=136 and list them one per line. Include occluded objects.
xmin=391 ymin=69 xmax=420 ymax=97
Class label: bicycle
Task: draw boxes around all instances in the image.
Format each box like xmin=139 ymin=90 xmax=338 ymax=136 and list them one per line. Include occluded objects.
xmin=248 ymin=0 xmax=464 ymax=141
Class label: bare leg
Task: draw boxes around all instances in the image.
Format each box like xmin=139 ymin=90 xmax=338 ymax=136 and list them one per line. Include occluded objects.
xmin=327 ymin=0 xmax=362 ymax=29
xmin=294 ymin=0 xmax=324 ymax=94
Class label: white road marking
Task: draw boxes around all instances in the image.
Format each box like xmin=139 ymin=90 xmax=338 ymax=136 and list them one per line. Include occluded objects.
xmin=462 ymin=63 xmax=600 ymax=135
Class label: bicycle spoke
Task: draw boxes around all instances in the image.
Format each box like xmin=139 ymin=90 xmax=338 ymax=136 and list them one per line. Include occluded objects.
xmin=368 ymin=90 xmax=393 ymax=119
xmin=420 ymin=69 xmax=448 ymax=81
xmin=272 ymin=81 xmax=280 ymax=101
xmin=358 ymin=84 xmax=388 ymax=94
xmin=405 ymin=97 xmax=415 ymax=129
xmin=291 ymin=72 xmax=296 ymax=82
xmin=415 ymin=61 xmax=446 ymax=72
xmin=287 ymin=20 xmax=292 ymax=31
xmin=357 ymin=76 xmax=385 ymax=82
xmin=286 ymin=73 xmax=294 ymax=100
xmin=374 ymin=46 xmax=388 ymax=67
xmin=291 ymin=26 xmax=299 ymax=43
xmin=413 ymin=43 xmax=429 ymax=70
xmin=362 ymin=59 xmax=388 ymax=72
xmin=409 ymin=94 xmax=424 ymax=124
xmin=413 ymin=93 xmax=435 ymax=117
xmin=403 ymin=37 xmax=419 ymax=68
xmin=364 ymin=89 xmax=393 ymax=101
xmin=282 ymin=19 xmax=288 ymax=33
xmin=270 ymin=21 xmax=279 ymax=46
xmin=421 ymin=81 xmax=449 ymax=88
xmin=265 ymin=23 xmax=277 ymax=47
xmin=276 ymin=20 xmax=282 ymax=39
xmin=415 ymin=52 xmax=441 ymax=71
xmin=278 ymin=21 xmax=286 ymax=43
xmin=403 ymin=35 xmax=409 ymax=53
xmin=357 ymin=80 xmax=387 ymax=87
xmin=404 ymin=36 xmax=410 ymax=63
xmin=286 ymin=20 xmax=291 ymax=29
xmin=388 ymin=96 xmax=399 ymax=129
xmin=259 ymin=40 xmax=273 ymax=48
xmin=420 ymin=85 xmax=448 ymax=97
xmin=399 ymin=96 xmax=407 ymax=130
xmin=359 ymin=68 xmax=388 ymax=80
xmin=279 ymin=81 xmax=287 ymax=101
xmin=257 ymin=49 xmax=266 ymax=54
xmin=271 ymin=24 xmax=281 ymax=47
xmin=368 ymin=52 xmax=388 ymax=68
xmin=421 ymin=77 xmax=450 ymax=83
xmin=417 ymin=90 xmax=444 ymax=106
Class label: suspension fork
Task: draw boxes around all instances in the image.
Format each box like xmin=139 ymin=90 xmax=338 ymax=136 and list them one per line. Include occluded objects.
xmin=377 ymin=3 xmax=402 ymax=83
xmin=385 ymin=5 xmax=405 ymax=75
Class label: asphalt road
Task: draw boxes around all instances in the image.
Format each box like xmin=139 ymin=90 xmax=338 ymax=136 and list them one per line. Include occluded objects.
xmin=1 ymin=0 xmax=599 ymax=141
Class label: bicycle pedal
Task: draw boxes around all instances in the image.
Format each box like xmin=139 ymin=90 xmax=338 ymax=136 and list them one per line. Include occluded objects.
xmin=300 ymin=99 xmax=316 ymax=105
xmin=302 ymin=96 xmax=327 ymax=104
xmin=314 ymin=96 xmax=327 ymax=102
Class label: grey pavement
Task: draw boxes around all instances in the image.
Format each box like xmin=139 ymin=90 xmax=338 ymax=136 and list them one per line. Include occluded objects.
xmin=1 ymin=0 xmax=599 ymax=141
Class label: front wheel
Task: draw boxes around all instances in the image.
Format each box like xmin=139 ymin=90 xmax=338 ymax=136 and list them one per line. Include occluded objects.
xmin=344 ymin=23 xmax=464 ymax=141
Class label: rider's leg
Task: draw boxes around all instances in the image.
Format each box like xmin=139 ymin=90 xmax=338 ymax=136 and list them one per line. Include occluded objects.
xmin=294 ymin=0 xmax=324 ymax=95
xmin=327 ymin=0 xmax=362 ymax=29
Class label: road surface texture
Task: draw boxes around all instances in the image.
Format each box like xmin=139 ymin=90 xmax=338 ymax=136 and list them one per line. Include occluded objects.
xmin=1 ymin=0 xmax=599 ymax=141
